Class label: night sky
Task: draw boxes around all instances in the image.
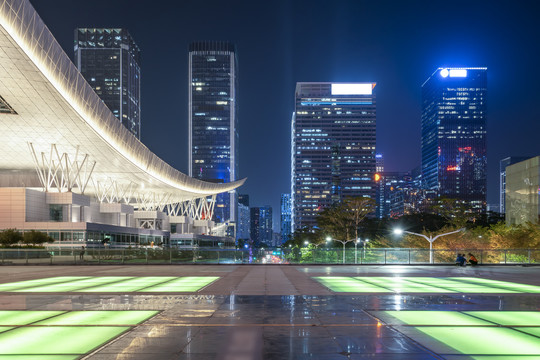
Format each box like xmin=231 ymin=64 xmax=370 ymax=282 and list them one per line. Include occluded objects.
xmin=31 ymin=0 xmax=540 ymax=230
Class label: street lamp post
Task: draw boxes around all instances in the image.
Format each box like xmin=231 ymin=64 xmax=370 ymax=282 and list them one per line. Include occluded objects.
xmin=393 ymin=228 xmax=465 ymax=264
xmin=326 ymin=236 xmax=354 ymax=264
xmin=354 ymin=239 xmax=360 ymax=264
xmin=363 ymin=239 xmax=369 ymax=259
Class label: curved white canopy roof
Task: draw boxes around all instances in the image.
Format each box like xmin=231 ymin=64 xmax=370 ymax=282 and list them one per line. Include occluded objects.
xmin=0 ymin=0 xmax=245 ymax=204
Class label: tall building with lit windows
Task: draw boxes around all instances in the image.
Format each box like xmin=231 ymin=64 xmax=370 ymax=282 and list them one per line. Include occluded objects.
xmin=75 ymin=28 xmax=141 ymax=139
xmin=280 ymin=193 xmax=292 ymax=243
xmin=421 ymin=67 xmax=487 ymax=213
xmin=250 ymin=206 xmax=273 ymax=247
xmin=189 ymin=41 xmax=238 ymax=224
xmin=291 ymin=83 xmax=377 ymax=231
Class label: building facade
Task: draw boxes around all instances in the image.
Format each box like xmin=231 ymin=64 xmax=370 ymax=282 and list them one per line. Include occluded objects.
xmin=375 ymin=153 xmax=384 ymax=218
xmin=292 ymin=83 xmax=377 ymax=231
xmin=0 ymin=3 xmax=245 ymax=250
xmin=237 ymin=202 xmax=250 ymax=241
xmin=500 ymin=157 xmax=530 ymax=214
xmin=280 ymin=193 xmax=292 ymax=243
xmin=250 ymin=206 xmax=273 ymax=247
xmin=421 ymin=67 xmax=487 ymax=213
xmin=189 ymin=41 xmax=238 ymax=225
xmin=75 ymin=28 xmax=141 ymax=139
xmin=505 ymin=156 xmax=540 ymax=225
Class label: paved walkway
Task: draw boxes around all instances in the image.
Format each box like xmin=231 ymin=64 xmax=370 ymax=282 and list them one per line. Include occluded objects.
xmin=0 ymin=265 xmax=539 ymax=359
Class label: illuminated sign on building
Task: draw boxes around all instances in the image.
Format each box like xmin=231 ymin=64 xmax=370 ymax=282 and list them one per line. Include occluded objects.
xmin=331 ymin=83 xmax=373 ymax=95
xmin=440 ymin=68 xmax=468 ymax=78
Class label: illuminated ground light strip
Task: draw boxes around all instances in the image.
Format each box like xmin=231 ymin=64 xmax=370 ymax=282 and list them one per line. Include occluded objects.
xmin=313 ymin=276 xmax=540 ymax=293
xmin=0 ymin=276 xmax=219 ymax=293
xmin=373 ymin=311 xmax=540 ymax=359
xmin=0 ymin=310 xmax=158 ymax=359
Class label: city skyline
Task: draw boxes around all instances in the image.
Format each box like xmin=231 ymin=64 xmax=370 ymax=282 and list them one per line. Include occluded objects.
xmin=32 ymin=0 xmax=540 ymax=230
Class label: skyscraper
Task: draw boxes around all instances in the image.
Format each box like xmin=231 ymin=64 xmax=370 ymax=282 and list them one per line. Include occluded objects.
xmin=292 ymin=83 xmax=377 ymax=231
xmin=237 ymin=202 xmax=250 ymax=241
xmin=250 ymin=206 xmax=273 ymax=247
xmin=375 ymin=153 xmax=384 ymax=219
xmin=280 ymin=193 xmax=292 ymax=243
xmin=421 ymin=67 xmax=487 ymax=213
xmin=75 ymin=28 xmax=141 ymax=139
xmin=189 ymin=41 xmax=238 ymax=224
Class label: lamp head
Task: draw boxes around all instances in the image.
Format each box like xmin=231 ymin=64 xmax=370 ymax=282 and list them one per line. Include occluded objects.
xmin=393 ymin=229 xmax=403 ymax=235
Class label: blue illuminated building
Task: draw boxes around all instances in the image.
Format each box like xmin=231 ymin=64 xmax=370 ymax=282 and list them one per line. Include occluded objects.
xmin=421 ymin=68 xmax=487 ymax=213
xmin=280 ymin=194 xmax=292 ymax=243
xmin=292 ymin=83 xmax=377 ymax=231
xmin=189 ymin=41 xmax=238 ymax=224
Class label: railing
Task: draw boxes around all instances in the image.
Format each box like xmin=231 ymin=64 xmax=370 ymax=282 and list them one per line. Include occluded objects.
xmin=0 ymin=248 xmax=539 ymax=265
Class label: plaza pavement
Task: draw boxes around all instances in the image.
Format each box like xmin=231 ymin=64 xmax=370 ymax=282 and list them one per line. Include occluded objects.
xmin=0 ymin=265 xmax=539 ymax=359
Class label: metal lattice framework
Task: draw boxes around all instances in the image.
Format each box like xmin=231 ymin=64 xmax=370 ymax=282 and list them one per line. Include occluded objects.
xmin=28 ymin=143 xmax=95 ymax=194
xmin=165 ymin=196 xmax=217 ymax=221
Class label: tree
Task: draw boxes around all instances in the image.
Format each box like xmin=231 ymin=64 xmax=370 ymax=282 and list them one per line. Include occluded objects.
xmin=431 ymin=198 xmax=473 ymax=228
xmin=317 ymin=197 xmax=376 ymax=242
xmin=22 ymin=230 xmax=53 ymax=247
xmin=0 ymin=229 xmax=23 ymax=247
xmin=344 ymin=197 xmax=376 ymax=241
xmin=287 ymin=226 xmax=324 ymax=248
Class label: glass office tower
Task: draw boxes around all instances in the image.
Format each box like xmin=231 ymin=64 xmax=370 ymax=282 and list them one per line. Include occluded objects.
xmin=280 ymin=193 xmax=292 ymax=243
xmin=421 ymin=67 xmax=487 ymax=213
xmin=292 ymin=83 xmax=377 ymax=231
xmin=75 ymin=28 xmax=141 ymax=139
xmin=189 ymin=41 xmax=238 ymax=224
xmin=250 ymin=206 xmax=273 ymax=247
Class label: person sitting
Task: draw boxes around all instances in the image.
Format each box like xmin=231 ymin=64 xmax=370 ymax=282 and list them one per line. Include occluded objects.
xmin=468 ymin=253 xmax=478 ymax=266
xmin=455 ymin=253 xmax=466 ymax=266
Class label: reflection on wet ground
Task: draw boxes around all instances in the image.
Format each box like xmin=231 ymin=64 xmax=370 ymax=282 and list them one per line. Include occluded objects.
xmin=0 ymin=265 xmax=538 ymax=359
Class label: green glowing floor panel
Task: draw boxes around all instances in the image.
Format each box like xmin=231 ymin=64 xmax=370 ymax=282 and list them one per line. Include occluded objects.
xmin=140 ymin=276 xmax=219 ymax=292
xmin=0 ymin=356 xmax=79 ymax=360
xmin=378 ymin=311 xmax=540 ymax=357
xmin=34 ymin=310 xmax=158 ymax=325
xmin=316 ymin=276 xmax=540 ymax=293
xmin=0 ymin=310 xmax=159 ymax=358
xmin=381 ymin=311 xmax=492 ymax=326
xmin=0 ymin=326 xmax=130 ymax=355
xmin=464 ymin=311 xmax=540 ymax=326
xmin=0 ymin=327 xmax=13 ymax=333
xmin=14 ymin=277 xmax=132 ymax=292
xmin=414 ymin=326 xmax=540 ymax=355
xmin=80 ymin=277 xmax=177 ymax=292
xmin=0 ymin=311 xmax=65 ymax=325
xmin=0 ymin=277 xmax=89 ymax=291
xmin=514 ymin=327 xmax=540 ymax=337
xmin=315 ymin=277 xmax=392 ymax=293
xmin=0 ymin=276 xmax=219 ymax=293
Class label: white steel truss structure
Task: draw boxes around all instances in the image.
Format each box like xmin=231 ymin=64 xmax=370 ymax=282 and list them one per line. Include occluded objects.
xmin=92 ymin=178 xmax=137 ymax=205
xmin=166 ymin=195 xmax=216 ymax=221
xmin=28 ymin=143 xmax=95 ymax=194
